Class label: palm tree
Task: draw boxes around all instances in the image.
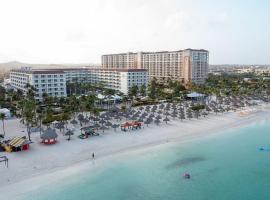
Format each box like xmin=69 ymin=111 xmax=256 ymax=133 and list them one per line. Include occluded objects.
xmin=66 ymin=81 xmax=73 ymax=96
xmin=128 ymin=85 xmax=139 ymax=103
xmin=140 ymin=84 xmax=146 ymax=96
xmin=25 ymin=83 xmax=37 ymax=100
xmin=71 ymin=77 xmax=79 ymax=95
xmin=21 ymin=99 xmax=36 ymax=141
xmin=36 ymin=112 xmax=43 ymax=136
xmin=0 ymin=113 xmax=6 ymax=137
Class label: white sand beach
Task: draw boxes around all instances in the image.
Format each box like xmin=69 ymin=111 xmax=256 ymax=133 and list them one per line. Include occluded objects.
xmin=0 ymin=104 xmax=270 ymax=198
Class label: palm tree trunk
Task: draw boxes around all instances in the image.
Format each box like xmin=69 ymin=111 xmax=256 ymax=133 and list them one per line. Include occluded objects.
xmin=39 ymin=119 xmax=42 ymax=136
xmin=2 ymin=119 xmax=5 ymax=137
xmin=27 ymin=125 xmax=31 ymax=141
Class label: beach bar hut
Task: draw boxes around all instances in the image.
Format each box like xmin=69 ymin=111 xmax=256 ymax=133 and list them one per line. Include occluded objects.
xmin=8 ymin=136 xmax=31 ymax=152
xmin=41 ymin=128 xmax=58 ymax=144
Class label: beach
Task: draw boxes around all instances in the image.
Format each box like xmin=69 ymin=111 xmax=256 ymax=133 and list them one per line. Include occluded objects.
xmin=0 ymin=104 xmax=270 ymax=199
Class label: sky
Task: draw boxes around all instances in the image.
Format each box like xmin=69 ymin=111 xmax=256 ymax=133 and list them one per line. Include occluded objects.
xmin=0 ymin=0 xmax=269 ymax=65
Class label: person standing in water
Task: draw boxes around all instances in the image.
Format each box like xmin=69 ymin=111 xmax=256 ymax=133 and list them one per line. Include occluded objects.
xmin=92 ymin=153 xmax=95 ymax=159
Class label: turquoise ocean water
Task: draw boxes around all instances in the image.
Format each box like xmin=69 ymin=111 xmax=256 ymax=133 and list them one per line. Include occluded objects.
xmin=22 ymin=118 xmax=270 ymax=200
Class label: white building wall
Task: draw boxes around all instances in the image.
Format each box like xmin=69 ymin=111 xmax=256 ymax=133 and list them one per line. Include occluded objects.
xmin=10 ymin=68 xmax=67 ymax=101
xmin=120 ymin=72 xmax=128 ymax=94
xmin=32 ymin=73 xmax=66 ymax=100
xmin=10 ymin=68 xmax=148 ymax=99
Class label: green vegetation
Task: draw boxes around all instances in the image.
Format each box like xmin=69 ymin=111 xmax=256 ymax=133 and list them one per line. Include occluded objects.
xmin=0 ymin=72 xmax=269 ymax=139
xmin=190 ymin=104 xmax=205 ymax=111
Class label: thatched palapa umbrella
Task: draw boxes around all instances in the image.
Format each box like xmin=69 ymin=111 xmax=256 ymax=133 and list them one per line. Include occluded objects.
xmin=154 ymin=119 xmax=161 ymax=125
xmin=64 ymin=129 xmax=74 ymax=141
xmin=144 ymin=119 xmax=151 ymax=127
xmin=163 ymin=117 xmax=170 ymax=124
xmin=111 ymin=124 xmax=120 ymax=132
xmin=70 ymin=119 xmax=78 ymax=125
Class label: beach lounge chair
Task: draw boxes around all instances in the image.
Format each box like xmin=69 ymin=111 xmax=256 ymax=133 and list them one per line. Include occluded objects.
xmin=0 ymin=156 xmax=8 ymax=168
xmin=78 ymin=134 xmax=88 ymax=139
xmin=93 ymin=132 xmax=100 ymax=136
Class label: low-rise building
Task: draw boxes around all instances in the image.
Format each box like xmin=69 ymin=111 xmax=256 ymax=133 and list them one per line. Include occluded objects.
xmin=10 ymin=67 xmax=148 ymax=100
xmin=94 ymin=68 xmax=147 ymax=95
xmin=63 ymin=68 xmax=148 ymax=95
xmin=10 ymin=67 xmax=67 ymax=100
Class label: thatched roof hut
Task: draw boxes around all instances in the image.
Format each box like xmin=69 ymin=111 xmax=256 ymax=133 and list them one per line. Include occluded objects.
xmin=41 ymin=128 xmax=58 ymax=145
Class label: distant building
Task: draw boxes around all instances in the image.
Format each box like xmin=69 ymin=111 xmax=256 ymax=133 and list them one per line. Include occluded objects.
xmin=102 ymin=49 xmax=209 ymax=84
xmin=209 ymin=65 xmax=270 ymax=76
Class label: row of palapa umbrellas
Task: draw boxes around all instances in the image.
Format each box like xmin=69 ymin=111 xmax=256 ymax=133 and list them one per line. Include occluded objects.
xmin=65 ymin=96 xmax=256 ymax=131
xmin=48 ymin=96 xmax=259 ymax=140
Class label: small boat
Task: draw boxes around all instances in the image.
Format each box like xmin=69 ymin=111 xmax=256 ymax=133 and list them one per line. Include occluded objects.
xmin=183 ymin=172 xmax=191 ymax=179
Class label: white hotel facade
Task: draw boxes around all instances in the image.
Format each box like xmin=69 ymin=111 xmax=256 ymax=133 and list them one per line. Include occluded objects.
xmin=10 ymin=67 xmax=148 ymax=100
xmin=102 ymin=49 xmax=209 ymax=84
xmin=63 ymin=68 xmax=148 ymax=95
xmin=10 ymin=67 xmax=67 ymax=100
xmin=9 ymin=48 xmax=207 ymax=100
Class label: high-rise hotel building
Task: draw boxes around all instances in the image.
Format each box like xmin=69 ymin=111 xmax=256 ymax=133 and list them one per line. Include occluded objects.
xmin=102 ymin=49 xmax=209 ymax=84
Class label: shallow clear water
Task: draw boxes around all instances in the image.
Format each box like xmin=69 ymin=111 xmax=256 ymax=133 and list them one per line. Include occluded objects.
xmin=23 ymin=118 xmax=270 ymax=200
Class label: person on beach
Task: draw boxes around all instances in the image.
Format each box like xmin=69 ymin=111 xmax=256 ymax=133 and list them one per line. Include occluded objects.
xmin=92 ymin=153 xmax=95 ymax=159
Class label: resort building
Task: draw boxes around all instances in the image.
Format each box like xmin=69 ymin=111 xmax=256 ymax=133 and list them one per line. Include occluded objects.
xmin=182 ymin=49 xmax=209 ymax=84
xmin=102 ymin=52 xmax=138 ymax=69
xmin=10 ymin=67 xmax=148 ymax=100
xmin=102 ymin=49 xmax=209 ymax=84
xmin=89 ymin=68 xmax=148 ymax=95
xmin=10 ymin=67 xmax=67 ymax=101
xmin=63 ymin=68 xmax=148 ymax=95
